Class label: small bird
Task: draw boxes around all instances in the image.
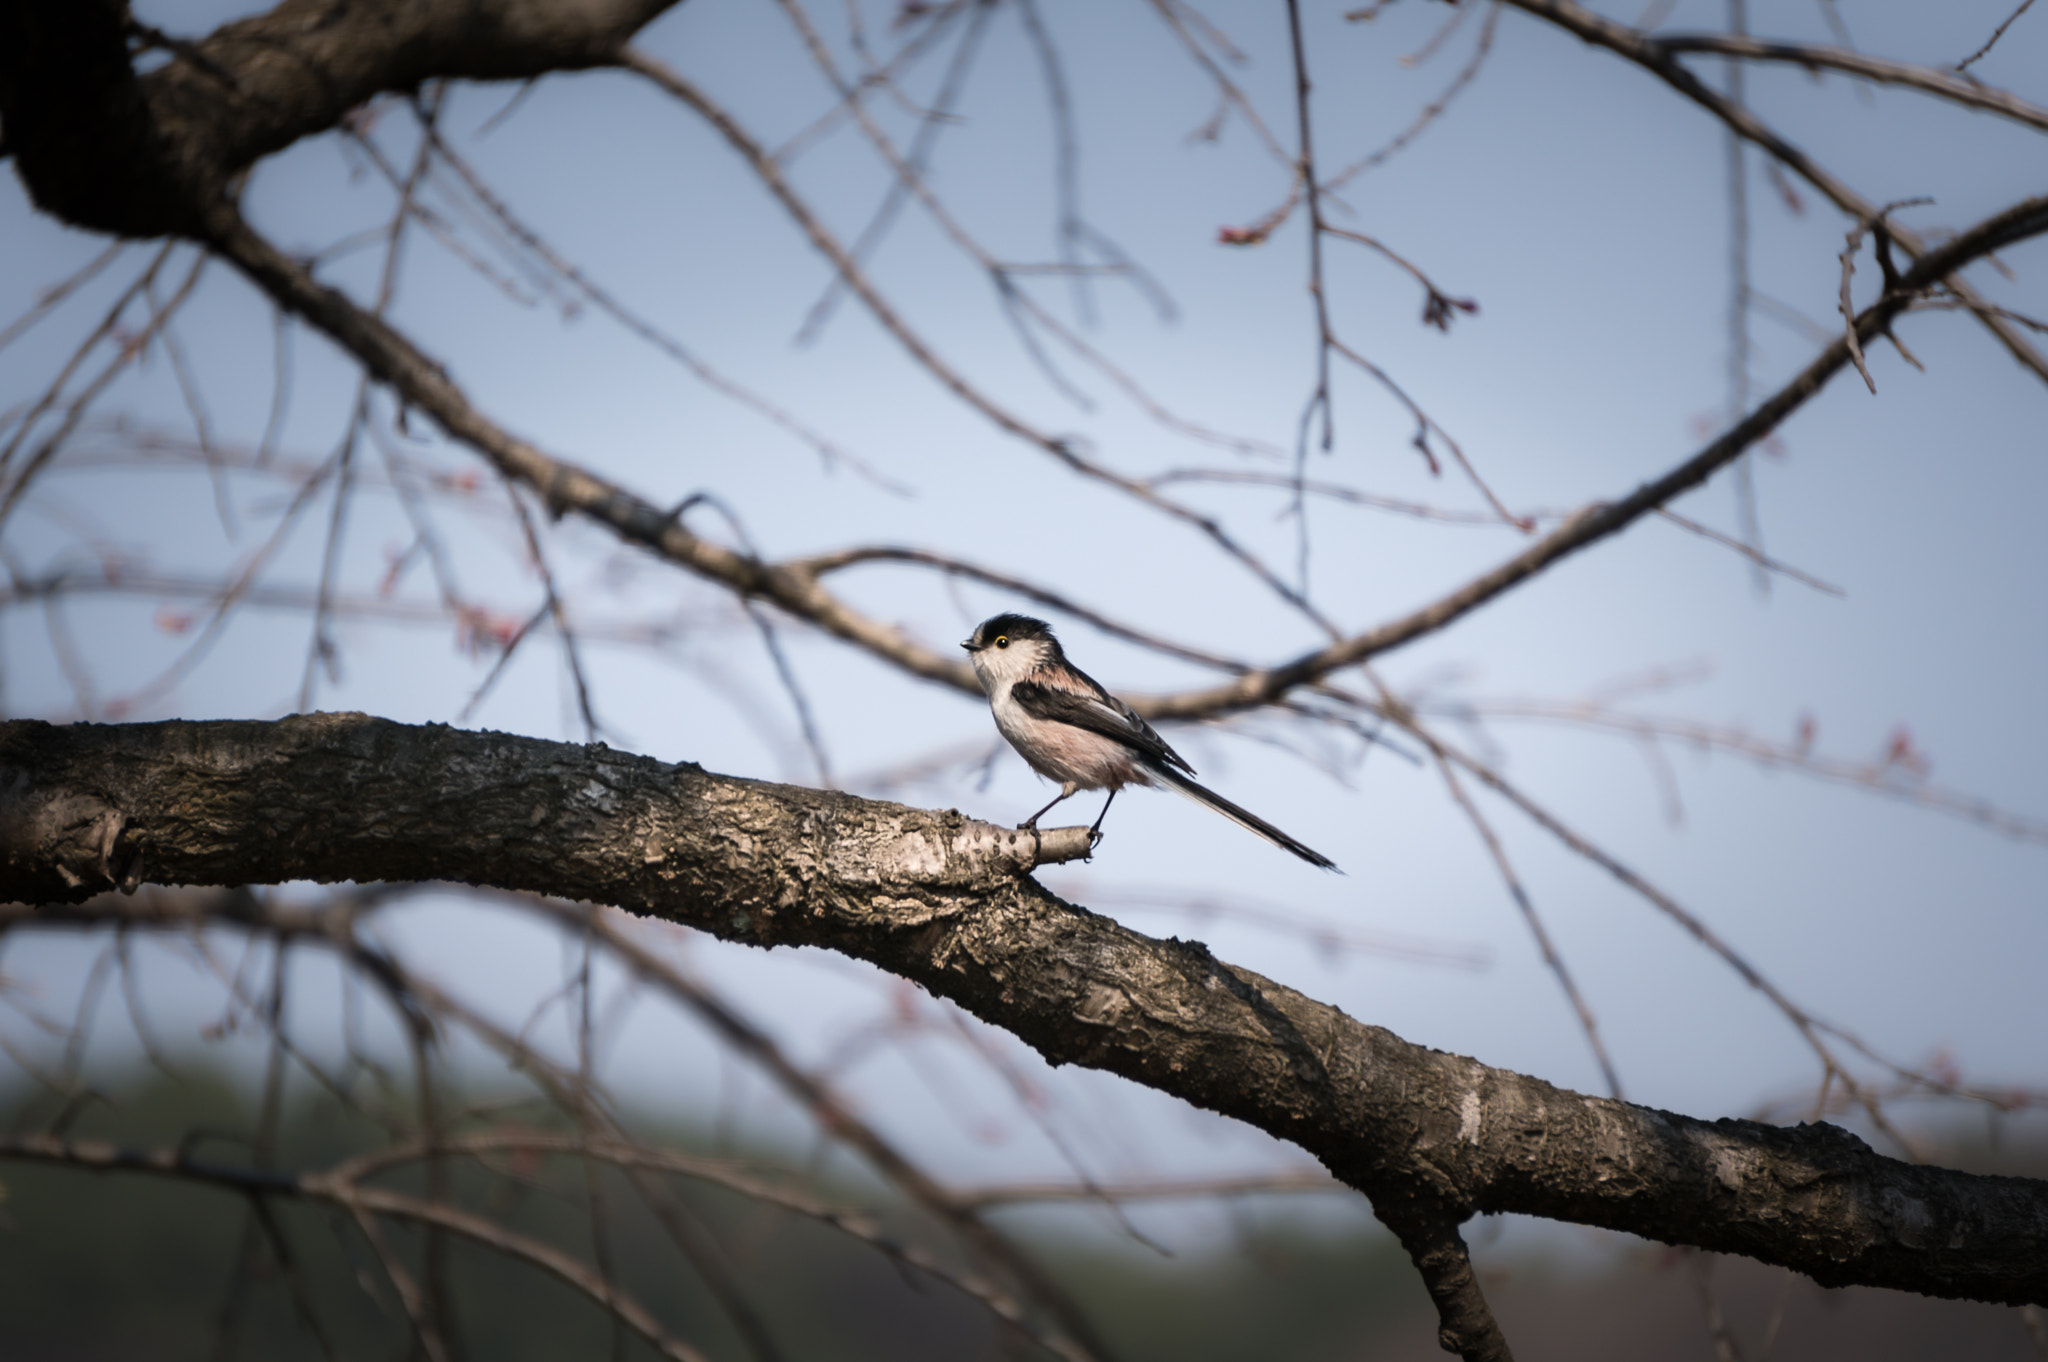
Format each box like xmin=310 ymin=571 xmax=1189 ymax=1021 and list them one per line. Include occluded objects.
xmin=962 ymin=613 xmax=1338 ymax=869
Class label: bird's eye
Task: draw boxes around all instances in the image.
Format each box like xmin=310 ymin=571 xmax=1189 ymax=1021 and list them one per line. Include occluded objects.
xmin=995 ymin=636 xmax=1009 ymax=649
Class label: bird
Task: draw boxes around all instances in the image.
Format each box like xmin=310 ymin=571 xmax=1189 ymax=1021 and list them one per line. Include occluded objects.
xmin=961 ymin=613 xmax=1338 ymax=869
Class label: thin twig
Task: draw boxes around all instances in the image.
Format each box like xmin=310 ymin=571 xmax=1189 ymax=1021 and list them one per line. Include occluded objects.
xmin=414 ymin=114 xmax=899 ymax=489
xmin=1722 ymin=0 xmax=1764 ymax=594
xmin=0 ymin=242 xmax=127 ymax=356
xmin=1957 ymin=0 xmax=2039 ymax=71
xmin=1433 ymin=747 xmax=1624 ymax=1098
xmin=0 ymin=245 xmax=190 ymax=530
xmin=623 ymin=49 xmax=1330 ymax=628
xmin=511 ymin=900 xmax=1121 ymax=1362
xmin=1327 ymin=2 xmax=1503 ymax=192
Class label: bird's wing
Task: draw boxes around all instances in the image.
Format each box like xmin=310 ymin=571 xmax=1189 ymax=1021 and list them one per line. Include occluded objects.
xmin=1010 ymin=678 xmax=1196 ymax=775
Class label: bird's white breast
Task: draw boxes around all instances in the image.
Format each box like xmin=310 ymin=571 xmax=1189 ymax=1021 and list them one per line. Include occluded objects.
xmin=987 ymin=676 xmax=1147 ymax=790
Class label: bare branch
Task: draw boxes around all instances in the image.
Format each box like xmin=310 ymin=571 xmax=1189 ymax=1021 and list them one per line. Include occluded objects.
xmin=1650 ymin=31 xmax=2048 ymax=131
xmin=6 ymin=715 xmax=2048 ymax=1310
xmin=0 ymin=1131 xmax=714 ymax=1362
xmin=1451 ymin=699 xmax=2048 ymax=845
xmin=619 ymin=50 xmax=1320 ymax=613
xmin=1379 ymin=1202 xmax=1513 ymax=1362
xmin=1653 ymin=508 xmax=1844 ymax=596
xmin=1957 ymin=0 xmax=2040 ymax=71
xmin=1501 ymin=0 xmax=2048 ymax=386
xmin=1326 ymin=1 xmax=1504 ymax=192
xmin=1142 ymin=192 xmax=2048 ymax=721
xmin=1432 ymin=747 xmax=1624 ymax=1100
xmin=0 ymin=242 xmax=127 ymax=357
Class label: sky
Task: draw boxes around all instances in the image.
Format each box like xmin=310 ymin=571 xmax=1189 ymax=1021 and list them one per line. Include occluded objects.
xmin=2 ymin=0 xmax=2046 ymax=1252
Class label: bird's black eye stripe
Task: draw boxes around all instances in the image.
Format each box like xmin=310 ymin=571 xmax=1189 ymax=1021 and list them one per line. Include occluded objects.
xmin=995 ymin=636 xmax=1009 ymax=648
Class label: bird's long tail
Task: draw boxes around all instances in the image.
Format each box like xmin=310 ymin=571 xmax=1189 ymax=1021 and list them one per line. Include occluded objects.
xmin=1147 ymin=764 xmax=1340 ymax=871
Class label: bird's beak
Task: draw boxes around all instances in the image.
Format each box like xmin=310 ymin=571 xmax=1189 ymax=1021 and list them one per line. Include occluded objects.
xmin=959 ymin=640 xmax=975 ymax=652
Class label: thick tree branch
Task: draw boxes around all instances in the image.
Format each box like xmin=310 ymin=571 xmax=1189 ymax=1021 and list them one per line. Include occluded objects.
xmin=0 ymin=714 xmax=1090 ymax=900
xmin=0 ymin=0 xmax=679 ymax=236
xmin=4 ymin=714 xmax=2047 ymax=1316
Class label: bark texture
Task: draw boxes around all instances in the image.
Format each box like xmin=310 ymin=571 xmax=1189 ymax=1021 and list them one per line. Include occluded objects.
xmin=4 ymin=714 xmax=2045 ymax=1311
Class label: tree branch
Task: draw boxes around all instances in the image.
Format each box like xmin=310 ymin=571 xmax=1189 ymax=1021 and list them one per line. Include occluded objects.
xmin=1144 ymin=191 xmax=2048 ymax=720
xmin=0 ymin=1130 xmax=714 ymax=1362
xmin=14 ymin=0 xmax=2043 ymax=752
xmin=1500 ymin=0 xmax=2048 ymax=386
xmin=0 ymin=0 xmax=680 ymax=236
xmin=196 ymin=171 xmax=2048 ymax=740
xmin=4 ymin=714 xmax=2047 ymax=1315
xmin=1650 ymin=32 xmax=2048 ymax=133
xmin=1377 ymin=1199 xmax=1512 ymax=1362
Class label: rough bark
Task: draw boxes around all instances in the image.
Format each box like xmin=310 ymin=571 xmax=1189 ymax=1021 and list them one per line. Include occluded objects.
xmin=4 ymin=714 xmax=2045 ymax=1312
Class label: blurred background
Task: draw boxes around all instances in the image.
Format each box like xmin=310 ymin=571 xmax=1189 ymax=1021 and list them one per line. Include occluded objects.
xmin=3 ymin=0 xmax=2046 ymax=1356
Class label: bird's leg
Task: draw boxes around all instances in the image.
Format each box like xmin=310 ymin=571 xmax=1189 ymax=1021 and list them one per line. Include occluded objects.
xmin=1020 ymin=782 xmax=1079 ymax=830
xmin=1086 ymin=788 xmax=1118 ymax=847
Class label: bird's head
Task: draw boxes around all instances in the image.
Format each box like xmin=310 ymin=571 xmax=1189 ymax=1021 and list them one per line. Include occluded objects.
xmin=961 ymin=613 xmax=1059 ymax=686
